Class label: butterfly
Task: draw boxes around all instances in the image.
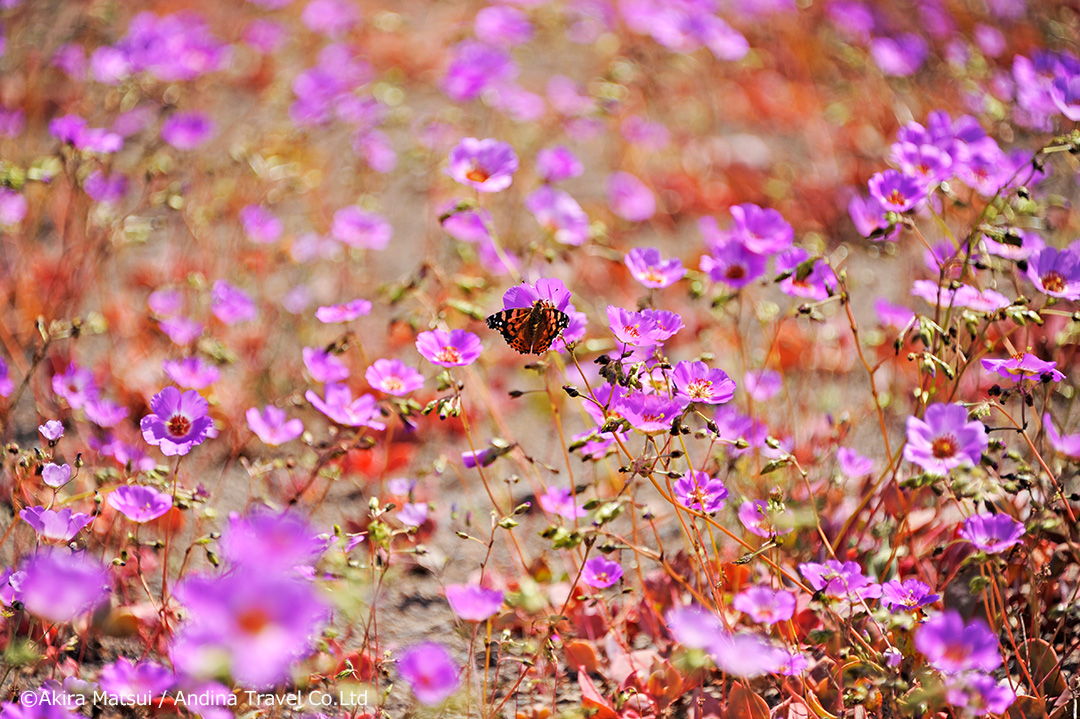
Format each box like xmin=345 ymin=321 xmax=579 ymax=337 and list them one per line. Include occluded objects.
xmin=486 ymin=300 xmax=571 ymax=355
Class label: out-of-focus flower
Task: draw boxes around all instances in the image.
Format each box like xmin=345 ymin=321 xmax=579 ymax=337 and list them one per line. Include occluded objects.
xmin=837 ymin=447 xmax=874 ymax=477
xmin=316 ymin=299 xmax=372 ymax=323
xmin=397 ymin=642 xmax=460 ymax=705
xmin=945 ymin=672 xmax=1016 ymax=716
xmin=799 ymin=560 xmax=882 ymax=601
xmin=535 ymin=145 xmax=583 ymax=183
xmin=870 ymin=33 xmax=928 ymax=76
xmin=475 ymin=5 xmax=533 ymax=46
xmin=239 ymin=205 xmax=283 ymax=244
xmin=624 ymin=247 xmax=685 ymax=289
xmin=17 ymin=548 xmax=110 ymax=623
xmin=98 ymin=657 xmax=175 ymax=702
xmin=52 ymin=363 xmax=99 ymax=410
xmin=446 ymin=138 xmax=519 ymax=192
xmin=0 ymin=188 xmax=27 ymax=226
xmin=709 ymin=632 xmax=789 ymax=677
xmin=743 ymin=369 xmax=781 ymax=402
xmin=39 ymin=420 xmax=64 ymax=442
xmin=220 ymin=509 xmax=325 ymax=570
xmin=673 ymin=470 xmax=728 ymax=513
xmin=915 ymin=610 xmax=1001 ymax=674
xmin=303 ymin=347 xmax=351 ymax=383
xmin=880 ymin=578 xmax=939 ymax=611
xmin=246 ymin=406 xmax=304 ymax=446
xmin=211 ymin=281 xmax=257 ymax=324
xmin=244 ymin=19 xmax=288 ymax=53
xmin=107 ymin=485 xmax=174 ymax=523
xmin=868 ymin=169 xmax=924 ymax=212
xmin=365 ymin=359 xmax=424 ymax=396
xmin=42 ymin=463 xmax=73 ymax=488
xmin=415 ymin=329 xmax=483 ymax=367
xmin=441 ymin=41 xmax=517 ymax=102
xmin=607 ymin=171 xmax=655 ymax=221
xmin=301 ymin=0 xmax=361 ymax=37
xmin=331 ymin=206 xmax=392 ymax=250
xmin=445 ymin=584 xmax=504 ymax=621
xmin=161 ymin=112 xmax=215 ymax=150
xmin=85 ymin=398 xmax=130 ymax=428
xmin=738 ymin=500 xmax=794 ymax=537
xmin=958 ymin=513 xmax=1025 ymax=554
xmin=525 ymin=186 xmax=589 ymax=246
xmin=581 ymin=556 xmax=623 ymax=588
xmin=904 ymin=403 xmax=987 ymax=476
xmin=1044 ymin=413 xmax=1080 ymax=460
xmin=441 ymin=203 xmax=492 ymax=243
xmin=19 ymin=507 xmax=94 ymax=543
xmin=539 ymin=486 xmax=587 ymax=519
xmin=84 ymin=170 xmax=128 ymax=205
xmin=163 ymin=357 xmax=220 ymax=390
xmin=305 ymin=384 xmax=385 ymax=429
xmin=1025 ymin=246 xmax=1080 ymax=300
xmin=398 ymin=503 xmax=429 ymax=527
xmin=140 ymin=387 xmax=213 ymax=456
xmin=0 ymin=358 xmax=12 ymax=397
xmin=733 ymin=586 xmax=796 ymax=625
xmin=910 ymin=280 xmax=1010 ymax=314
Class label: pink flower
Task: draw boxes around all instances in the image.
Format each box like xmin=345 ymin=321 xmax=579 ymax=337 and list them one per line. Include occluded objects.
xmin=365 ymin=358 xmax=424 ymax=396
xmin=161 ymin=112 xmax=215 ymax=150
xmin=246 ymin=406 xmax=304 ymax=446
xmin=445 ymin=584 xmax=504 ymax=621
xmin=140 ymin=387 xmax=214 ymax=456
xmin=305 ymin=384 xmax=385 ymax=429
xmin=331 ymin=206 xmax=392 ymax=250
xmin=397 ymin=643 xmax=460 ymax=705
xmin=606 ymin=171 xmax=655 ymax=222
xmin=107 ymin=485 xmax=174 ymax=523
xmin=446 ymin=138 xmax=519 ymax=193
xmin=580 ymin=555 xmax=623 ymax=588
xmin=415 ymin=328 xmax=483 ymax=367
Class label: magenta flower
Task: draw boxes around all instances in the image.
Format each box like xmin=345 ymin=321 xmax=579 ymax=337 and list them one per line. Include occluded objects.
xmin=709 ymin=632 xmax=789 ymax=678
xmin=107 ymin=485 xmax=174 ymax=523
xmin=665 ymin=604 xmax=726 ymax=650
xmin=301 ymin=0 xmax=361 ymax=36
xmin=959 ymin=513 xmax=1025 ymax=554
xmin=331 ymin=206 xmax=392 ymax=250
xmin=303 ymin=346 xmax=351 ymax=383
xmin=211 ymin=280 xmax=256 ymax=324
xmin=1025 ymin=246 xmax=1080 ymax=300
xmin=163 ymin=356 xmax=220 ymax=389
xmin=239 ymin=205 xmax=283 ymax=244
xmin=539 ymin=486 xmax=587 ymax=519
xmin=500 ymin=277 xmax=572 ymax=312
xmin=170 ymin=569 xmax=328 ymax=688
xmin=673 ymin=470 xmax=729 ymax=513
xmin=700 ymin=238 xmax=768 ymax=289
xmin=849 ymin=193 xmax=896 ymax=239
xmin=581 ymin=555 xmax=623 ymax=588
xmin=606 ymin=306 xmax=663 ymax=347
xmin=981 ymin=353 xmax=1064 ymax=383
xmin=799 ymin=560 xmax=882 ymax=601
xmin=315 ymin=299 xmax=372 ymax=323
xmin=732 ymin=586 xmax=796 ymax=625
xmin=161 ymin=112 xmax=215 ymax=150
xmin=738 ymin=500 xmax=795 ymax=538
xmin=84 ymin=170 xmax=128 ymax=204
xmin=445 ymin=583 xmax=504 ymax=621
xmin=244 ymin=19 xmax=287 ymax=53
xmin=1044 ymin=413 xmax=1080 ymax=460
xmin=42 ymin=463 xmax=73 ymax=488
xmin=535 ymin=145 xmax=583 ymax=183
xmin=305 ymin=384 xmax=385 ymax=429
xmin=440 ymin=40 xmax=517 ymax=102
xmin=246 ymin=406 xmax=304 ymax=446
xmin=85 ymin=398 xmax=130 ymax=428
xmin=870 ymin=33 xmax=928 ymax=76
xmin=398 ymin=502 xmax=429 ymax=527
xmin=945 ymin=673 xmax=1016 ymax=716
xmin=220 ymin=509 xmax=325 ymax=570
xmin=776 ymin=247 xmax=836 ymax=301
xmin=624 ymin=247 xmax=685 ymax=289
xmin=837 ymin=447 xmax=874 ymax=477
xmin=365 ymin=358 xmax=424 ymax=396
xmin=19 ymin=506 xmax=94 ymax=543
xmin=52 ymin=363 xmax=99 ymax=410
xmin=475 ymin=5 xmax=534 ymax=45
xmin=607 ymin=171 xmax=655 ymax=222
xmin=726 ymin=203 xmax=794 ymax=254
xmin=904 ymin=403 xmax=987 ymax=476
xmin=98 ymin=657 xmax=175 ymax=702
xmin=0 ymin=357 xmax=12 ymax=397
xmin=742 ymin=369 xmax=781 ymax=402
xmin=397 ymin=642 xmax=460 ymax=705
xmin=446 ymin=138 xmax=519 ymax=192
xmin=441 ymin=203 xmax=492 ymax=243
xmin=415 ymin=328 xmax=483 ymax=367
xmin=868 ymin=169 xmax=924 ymax=213
xmin=915 ymin=610 xmax=1001 ymax=674
xmin=622 ymin=115 xmax=670 ymax=150
xmin=525 ymin=186 xmax=589 ymax=246
xmin=39 ymin=420 xmax=64 ymax=442
xmin=618 ymin=392 xmax=688 ymax=434
xmin=880 ymin=578 xmax=939 ymax=612
xmin=159 ymin=316 xmax=203 ymax=345
xmin=148 ymin=288 xmax=182 ymax=317
xmin=18 ymin=548 xmax=110 ymax=623
xmin=140 ymin=387 xmax=213 ymax=456
xmin=910 ymin=281 xmax=1010 ymax=313
xmin=0 ymin=188 xmax=27 ymax=225
xmin=672 ymin=361 xmax=736 ymax=404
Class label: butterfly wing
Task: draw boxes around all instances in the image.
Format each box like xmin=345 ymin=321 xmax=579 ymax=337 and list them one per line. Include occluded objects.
xmin=487 ymin=302 xmax=570 ymax=355
xmin=487 ymin=308 xmax=534 ymax=354
xmin=527 ymin=307 xmax=571 ymax=354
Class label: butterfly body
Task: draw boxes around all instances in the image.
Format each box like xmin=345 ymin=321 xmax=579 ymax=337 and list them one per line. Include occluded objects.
xmin=486 ymin=300 xmax=570 ymax=354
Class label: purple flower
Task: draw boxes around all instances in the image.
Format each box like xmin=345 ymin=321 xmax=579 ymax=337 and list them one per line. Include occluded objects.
xmin=665 ymin=603 xmax=726 ymax=650
xmin=163 ymin=357 xmax=220 ymax=389
xmin=19 ymin=506 xmax=94 ymax=543
xmin=837 ymin=447 xmax=874 ymax=477
xmin=673 ymin=470 xmax=729 ymax=513
xmin=910 ymin=281 xmax=1010 ymax=313
xmin=446 ymin=138 xmax=519 ymax=193
xmin=624 ymin=247 xmax=685 ymax=289
xmin=98 ymin=657 xmax=175 ymax=702
xmin=1026 ymin=246 xmax=1080 ymax=300
xmin=622 ymin=115 xmax=670 ymax=150
xmin=303 ymin=347 xmax=351 ymax=383
xmin=709 ymin=632 xmax=789 ymax=678
xmin=725 ymin=203 xmax=794 ymax=254
xmin=239 ymin=205 xmax=283 ymax=244
xmin=85 ymin=398 xmax=130 ymax=428
xmin=776 ymin=247 xmax=836 ymax=301
xmin=732 ymin=586 xmax=796 ymax=625
xmin=445 ymin=583 xmax=504 ymax=621
xmin=148 ymin=288 xmax=182 ymax=317
xmin=301 ymin=0 xmax=361 ymax=37
xmin=1051 ymin=64 xmax=1080 ymax=121
xmin=220 ymin=509 xmax=325 ymax=570
xmin=160 ymin=112 xmax=215 ymax=150
xmin=246 ymin=406 xmax=304 ymax=446
xmin=607 ymin=306 xmax=664 ymax=347
xmin=799 ymin=560 xmax=882 ymax=601
xmin=525 ymin=187 xmax=589 ymax=246
xmin=538 ymin=486 xmax=587 ymax=519
xmin=1044 ymin=413 xmax=1080 ymax=460
xmin=42 ymin=463 xmax=73 ymax=488
xmin=671 ymin=361 xmax=736 ymax=405
xmin=618 ymin=392 xmax=688 ymax=434
xmin=959 ymin=513 xmax=1025 ymax=554
xmin=535 ymin=145 xmax=583 ymax=183
xmin=415 ymin=329 xmax=483 ymax=367
xmin=211 ymin=281 xmax=257 ymax=324
xmin=500 ymin=277 xmax=572 ymax=312
xmin=849 ymin=193 xmax=896 ymax=239
xmin=743 ymin=369 xmax=781 ymax=402
xmin=39 ymin=420 xmax=64 ymax=442
xmin=441 ymin=203 xmax=492 ymax=243
xmin=305 ymin=384 xmax=385 ymax=429
xmin=398 ymin=503 xmax=429 ymax=527
xmin=607 ymin=171 xmax=655 ymax=222
xmin=868 ymin=169 xmax=924 ymax=213
xmin=880 ymin=578 xmax=939 ymax=611
xmin=170 ymin=569 xmax=328 ymax=688
xmin=870 ymin=33 xmax=928 ymax=76
xmin=915 ymin=610 xmax=1001 ymax=674
xmin=904 ymin=403 xmax=987 ymax=476
xmin=0 ymin=357 xmax=11 ymax=397
xmin=981 ymin=353 xmax=1064 ymax=383
xmin=52 ymin=363 xmax=99 ymax=409
xmin=0 ymin=189 xmax=27 ymax=225
xmin=738 ymin=500 xmax=795 ymax=538
xmin=440 ymin=41 xmax=517 ymax=102
xmin=244 ymin=19 xmax=288 ymax=53
xmin=581 ymin=555 xmax=623 ymax=588
xmin=945 ymin=672 xmax=1016 ymax=716
xmin=18 ymin=548 xmax=110 ymax=623
xmin=160 ymin=316 xmax=205 ymax=343
xmin=331 ymin=206 xmax=392 ymax=250
xmin=315 ymin=299 xmax=372 ymax=323
xmin=700 ymin=237 xmax=768 ymax=288
xmin=891 ymin=142 xmax=953 ymax=187
xmin=84 ymin=170 xmax=128 ymax=205
xmin=107 ymin=485 xmax=174 ymax=523
xmin=397 ymin=642 xmax=460 ymax=705
xmin=140 ymin=387 xmax=214 ymax=456
xmin=475 ymin=5 xmax=534 ymax=46
xmin=365 ymin=358 xmax=424 ymax=396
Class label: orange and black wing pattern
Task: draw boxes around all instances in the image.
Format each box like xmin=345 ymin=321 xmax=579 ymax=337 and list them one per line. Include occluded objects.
xmin=487 ymin=301 xmax=570 ymax=354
